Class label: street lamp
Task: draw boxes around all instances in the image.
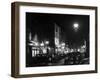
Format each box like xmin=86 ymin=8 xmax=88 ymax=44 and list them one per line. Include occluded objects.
xmin=73 ymin=23 xmax=79 ymax=32
xmin=40 ymin=42 xmax=44 ymax=46
xmin=45 ymin=41 xmax=49 ymax=45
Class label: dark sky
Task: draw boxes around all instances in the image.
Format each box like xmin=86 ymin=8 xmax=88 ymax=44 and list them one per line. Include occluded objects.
xmin=26 ymin=12 xmax=89 ymax=45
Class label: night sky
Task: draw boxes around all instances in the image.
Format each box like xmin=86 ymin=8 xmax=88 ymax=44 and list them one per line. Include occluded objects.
xmin=26 ymin=12 xmax=89 ymax=45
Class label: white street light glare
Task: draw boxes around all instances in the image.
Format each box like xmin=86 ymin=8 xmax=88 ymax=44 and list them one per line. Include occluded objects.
xmin=73 ymin=23 xmax=79 ymax=28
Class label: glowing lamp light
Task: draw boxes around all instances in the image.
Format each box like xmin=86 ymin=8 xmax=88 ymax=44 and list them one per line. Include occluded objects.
xmin=78 ymin=49 xmax=80 ymax=52
xmin=61 ymin=43 xmax=65 ymax=46
xmin=35 ymin=42 xmax=38 ymax=46
xmin=45 ymin=41 xmax=49 ymax=45
xmin=40 ymin=42 xmax=44 ymax=46
xmin=62 ymin=47 xmax=65 ymax=49
xmin=74 ymin=23 xmax=79 ymax=28
xmin=73 ymin=23 xmax=79 ymax=31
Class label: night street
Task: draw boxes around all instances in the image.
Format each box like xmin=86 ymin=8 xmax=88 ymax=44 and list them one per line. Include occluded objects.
xmin=26 ymin=12 xmax=89 ymax=67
